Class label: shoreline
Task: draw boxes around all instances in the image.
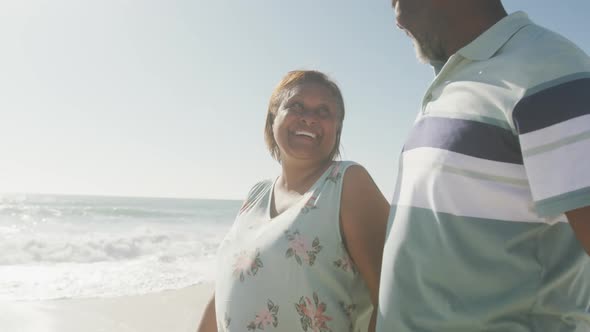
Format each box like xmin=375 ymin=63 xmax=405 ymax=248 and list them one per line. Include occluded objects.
xmin=0 ymin=283 xmax=214 ymax=332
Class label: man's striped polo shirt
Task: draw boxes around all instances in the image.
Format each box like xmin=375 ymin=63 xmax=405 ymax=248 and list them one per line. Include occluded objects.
xmin=378 ymin=11 xmax=590 ymax=332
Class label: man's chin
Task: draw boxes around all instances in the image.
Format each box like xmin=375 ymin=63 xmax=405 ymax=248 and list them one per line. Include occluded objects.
xmin=413 ymin=41 xmax=445 ymax=65
xmin=415 ymin=52 xmax=431 ymax=64
xmin=413 ymin=40 xmax=431 ymax=64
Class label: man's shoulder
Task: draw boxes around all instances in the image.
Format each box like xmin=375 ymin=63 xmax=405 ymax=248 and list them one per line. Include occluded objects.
xmin=488 ymin=22 xmax=589 ymax=93
xmin=500 ymin=22 xmax=589 ymax=71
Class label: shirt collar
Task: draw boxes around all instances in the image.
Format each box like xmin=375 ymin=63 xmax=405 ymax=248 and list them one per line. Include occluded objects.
xmin=457 ymin=11 xmax=533 ymax=61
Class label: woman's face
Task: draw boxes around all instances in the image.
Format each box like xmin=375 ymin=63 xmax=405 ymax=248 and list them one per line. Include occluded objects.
xmin=272 ymin=82 xmax=341 ymax=164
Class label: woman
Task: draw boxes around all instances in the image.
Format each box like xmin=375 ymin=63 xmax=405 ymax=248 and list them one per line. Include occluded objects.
xmin=198 ymin=70 xmax=389 ymax=332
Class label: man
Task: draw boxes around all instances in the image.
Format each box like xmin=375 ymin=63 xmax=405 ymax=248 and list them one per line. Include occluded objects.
xmin=378 ymin=1 xmax=590 ymax=331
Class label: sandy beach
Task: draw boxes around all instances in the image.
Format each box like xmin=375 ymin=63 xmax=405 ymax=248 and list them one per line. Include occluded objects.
xmin=1 ymin=283 xmax=213 ymax=332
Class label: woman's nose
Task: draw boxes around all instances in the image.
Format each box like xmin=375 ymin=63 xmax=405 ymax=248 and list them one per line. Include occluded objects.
xmin=299 ymin=109 xmax=319 ymax=123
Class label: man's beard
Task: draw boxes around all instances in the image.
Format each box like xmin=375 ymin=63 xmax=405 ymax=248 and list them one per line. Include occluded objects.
xmin=412 ymin=33 xmax=446 ymax=65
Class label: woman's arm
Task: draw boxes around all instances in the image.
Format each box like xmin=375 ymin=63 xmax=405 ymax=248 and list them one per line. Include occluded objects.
xmin=197 ymin=294 xmax=217 ymax=332
xmin=340 ymin=165 xmax=390 ymax=332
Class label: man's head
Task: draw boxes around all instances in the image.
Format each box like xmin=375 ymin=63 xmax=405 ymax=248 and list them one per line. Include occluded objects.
xmin=392 ymin=0 xmax=447 ymax=64
xmin=391 ymin=0 xmax=507 ymax=64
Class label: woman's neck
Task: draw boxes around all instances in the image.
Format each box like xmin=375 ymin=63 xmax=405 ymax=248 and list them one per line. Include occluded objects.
xmin=278 ymin=159 xmax=333 ymax=194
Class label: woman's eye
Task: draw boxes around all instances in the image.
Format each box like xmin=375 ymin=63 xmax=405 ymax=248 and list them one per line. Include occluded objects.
xmin=318 ymin=108 xmax=330 ymax=118
xmin=289 ymin=102 xmax=303 ymax=111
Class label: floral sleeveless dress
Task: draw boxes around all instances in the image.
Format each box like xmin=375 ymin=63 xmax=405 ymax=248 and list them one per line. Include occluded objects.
xmin=215 ymin=161 xmax=372 ymax=332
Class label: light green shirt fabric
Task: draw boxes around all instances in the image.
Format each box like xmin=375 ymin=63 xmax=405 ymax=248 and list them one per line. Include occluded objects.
xmin=378 ymin=11 xmax=590 ymax=332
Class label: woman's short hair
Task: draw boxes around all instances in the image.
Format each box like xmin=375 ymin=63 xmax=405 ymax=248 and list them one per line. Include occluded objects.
xmin=264 ymin=70 xmax=345 ymax=162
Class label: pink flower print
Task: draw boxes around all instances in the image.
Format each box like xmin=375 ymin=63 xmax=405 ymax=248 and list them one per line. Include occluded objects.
xmin=292 ymin=233 xmax=311 ymax=259
xmin=326 ymin=163 xmax=342 ymax=183
xmin=256 ymin=308 xmax=273 ymax=326
xmin=233 ymin=249 xmax=263 ymax=282
xmin=301 ymin=194 xmax=319 ymax=214
xmin=234 ymin=251 xmax=252 ymax=270
xmin=333 ymin=244 xmax=358 ymax=274
xmin=247 ymin=299 xmax=279 ymax=330
xmin=339 ymin=302 xmax=356 ymax=332
xmin=285 ymin=230 xmax=322 ymax=266
xmin=295 ymin=292 xmax=333 ymax=332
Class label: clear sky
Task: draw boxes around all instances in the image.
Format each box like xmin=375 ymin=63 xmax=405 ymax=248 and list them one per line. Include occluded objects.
xmin=1 ymin=0 xmax=588 ymax=200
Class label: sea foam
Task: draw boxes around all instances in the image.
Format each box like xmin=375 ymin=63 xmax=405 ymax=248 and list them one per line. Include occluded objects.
xmin=0 ymin=194 xmax=239 ymax=300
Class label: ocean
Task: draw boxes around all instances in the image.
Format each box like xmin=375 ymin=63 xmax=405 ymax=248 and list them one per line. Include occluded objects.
xmin=0 ymin=193 xmax=240 ymax=301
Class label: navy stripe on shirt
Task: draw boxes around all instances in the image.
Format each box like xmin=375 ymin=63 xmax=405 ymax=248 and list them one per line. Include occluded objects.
xmin=513 ymin=77 xmax=590 ymax=134
xmin=403 ymin=116 xmax=523 ymax=164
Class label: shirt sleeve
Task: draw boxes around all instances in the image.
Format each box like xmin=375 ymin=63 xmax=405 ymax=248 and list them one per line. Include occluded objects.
xmin=513 ymin=72 xmax=590 ymax=217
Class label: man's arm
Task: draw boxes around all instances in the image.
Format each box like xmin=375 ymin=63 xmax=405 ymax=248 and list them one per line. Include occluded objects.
xmin=566 ymin=206 xmax=590 ymax=256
